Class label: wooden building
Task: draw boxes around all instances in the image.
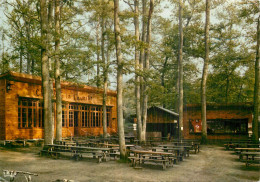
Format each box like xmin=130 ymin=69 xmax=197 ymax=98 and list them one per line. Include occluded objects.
xmin=183 ymin=103 xmax=253 ymax=141
xmin=0 ymin=71 xmax=117 ymax=140
xmin=146 ymin=106 xmax=179 ymax=139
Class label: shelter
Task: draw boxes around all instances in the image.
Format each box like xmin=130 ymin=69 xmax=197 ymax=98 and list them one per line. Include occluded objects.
xmin=0 ymin=71 xmax=117 ymax=140
xmin=146 ymin=106 xmax=179 ymax=139
xmin=183 ymin=103 xmax=253 ymax=141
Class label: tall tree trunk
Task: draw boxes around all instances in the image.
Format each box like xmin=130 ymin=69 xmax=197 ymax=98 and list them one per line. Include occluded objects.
xmin=55 ymin=0 xmax=62 ymax=141
xmin=253 ymin=13 xmax=259 ymax=142
xmin=174 ymin=66 xmax=179 ymax=112
xmin=161 ymin=57 xmax=168 ymax=108
xmin=114 ymin=0 xmax=126 ymax=159
xmin=225 ymin=75 xmax=229 ymax=104
xmin=19 ymin=35 xmax=23 ymax=73
xmin=48 ymin=0 xmax=54 ymax=143
xmin=41 ymin=0 xmax=53 ymax=145
xmin=201 ymin=0 xmax=210 ymax=144
xmin=140 ymin=0 xmax=147 ymax=120
xmin=26 ymin=23 xmax=31 ymax=74
xmin=141 ymin=0 xmax=154 ymax=142
xmin=134 ymin=0 xmax=142 ymax=142
xmin=178 ymin=0 xmax=184 ymax=139
xmin=101 ymin=0 xmax=108 ymax=138
xmin=96 ymin=20 xmax=101 ymax=88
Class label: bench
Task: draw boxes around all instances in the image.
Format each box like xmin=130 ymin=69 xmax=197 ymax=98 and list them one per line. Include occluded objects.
xmin=72 ymin=150 xmax=104 ymax=163
xmin=40 ymin=149 xmax=61 ymax=159
xmin=245 ymin=158 xmax=260 ymax=167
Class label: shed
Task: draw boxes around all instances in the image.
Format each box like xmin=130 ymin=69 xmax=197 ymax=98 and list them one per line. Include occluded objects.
xmin=0 ymin=71 xmax=117 ymax=140
xmin=146 ymin=106 xmax=179 ymax=139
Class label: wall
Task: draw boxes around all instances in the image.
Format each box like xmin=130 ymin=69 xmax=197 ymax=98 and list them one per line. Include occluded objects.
xmin=183 ymin=108 xmax=253 ymax=140
xmin=2 ymin=73 xmax=117 ymax=140
xmin=0 ymin=79 xmax=5 ymax=140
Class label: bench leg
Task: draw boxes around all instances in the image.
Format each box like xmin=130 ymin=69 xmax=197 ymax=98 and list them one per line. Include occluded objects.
xmin=162 ymin=161 xmax=166 ymax=170
xmin=98 ymin=156 xmax=102 ymax=163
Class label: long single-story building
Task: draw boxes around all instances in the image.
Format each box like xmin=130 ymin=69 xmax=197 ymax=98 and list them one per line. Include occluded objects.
xmin=183 ymin=103 xmax=253 ymax=141
xmin=0 ymin=71 xmax=117 ymax=140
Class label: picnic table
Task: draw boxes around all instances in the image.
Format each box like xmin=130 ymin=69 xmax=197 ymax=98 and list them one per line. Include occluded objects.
xmin=224 ymin=143 xmax=259 ymax=150
xmin=239 ymin=152 xmax=260 ymax=160
xmin=129 ymin=149 xmax=175 ymax=170
xmin=158 ymin=144 xmax=190 ymax=159
xmin=239 ymin=151 xmax=260 ymax=167
xmin=45 ymin=144 xmax=111 ymax=162
xmin=235 ymin=148 xmax=260 ymax=153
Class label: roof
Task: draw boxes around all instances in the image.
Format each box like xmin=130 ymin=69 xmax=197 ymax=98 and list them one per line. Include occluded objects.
xmin=0 ymin=71 xmax=117 ymax=96
xmin=185 ymin=103 xmax=253 ymax=111
xmin=149 ymin=106 xmax=179 ymax=116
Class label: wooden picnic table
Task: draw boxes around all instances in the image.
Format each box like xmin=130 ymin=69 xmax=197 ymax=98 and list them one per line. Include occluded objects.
xmin=235 ymin=148 xmax=260 ymax=152
xmin=239 ymin=151 xmax=260 ymax=160
xmin=224 ymin=143 xmax=259 ymax=150
xmin=158 ymin=145 xmax=191 ymax=158
xmin=46 ymin=144 xmax=111 ymax=162
xmin=130 ymin=149 xmax=175 ymax=170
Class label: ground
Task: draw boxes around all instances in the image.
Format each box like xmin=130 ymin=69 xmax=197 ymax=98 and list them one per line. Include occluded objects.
xmin=0 ymin=145 xmax=259 ymax=182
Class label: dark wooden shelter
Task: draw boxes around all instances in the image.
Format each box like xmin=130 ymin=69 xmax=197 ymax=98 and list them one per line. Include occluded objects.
xmin=146 ymin=106 xmax=179 ymax=139
xmin=0 ymin=71 xmax=117 ymax=140
xmin=183 ymin=103 xmax=253 ymax=141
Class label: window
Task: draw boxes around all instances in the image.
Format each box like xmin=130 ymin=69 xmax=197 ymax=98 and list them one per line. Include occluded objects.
xmin=18 ymin=98 xmax=43 ymax=128
xmin=62 ymin=104 xmax=68 ymax=127
xmin=189 ymin=119 xmax=248 ymax=134
xmin=106 ymin=107 xmax=112 ymax=127
xmin=69 ymin=111 xmax=74 ymax=127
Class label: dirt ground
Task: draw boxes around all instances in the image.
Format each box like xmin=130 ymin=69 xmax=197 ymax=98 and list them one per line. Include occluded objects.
xmin=0 ymin=145 xmax=259 ymax=182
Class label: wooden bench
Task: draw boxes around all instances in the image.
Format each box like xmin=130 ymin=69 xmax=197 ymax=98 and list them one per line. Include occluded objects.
xmin=245 ymin=158 xmax=260 ymax=167
xmin=40 ymin=149 xmax=61 ymax=159
xmin=72 ymin=150 xmax=104 ymax=163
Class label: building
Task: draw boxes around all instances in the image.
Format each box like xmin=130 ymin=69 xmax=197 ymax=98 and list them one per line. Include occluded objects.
xmin=183 ymin=103 xmax=253 ymax=141
xmin=0 ymin=71 xmax=117 ymax=140
xmin=146 ymin=106 xmax=179 ymax=139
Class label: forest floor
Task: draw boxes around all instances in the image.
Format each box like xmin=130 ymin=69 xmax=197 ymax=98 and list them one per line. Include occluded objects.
xmin=0 ymin=145 xmax=259 ymax=182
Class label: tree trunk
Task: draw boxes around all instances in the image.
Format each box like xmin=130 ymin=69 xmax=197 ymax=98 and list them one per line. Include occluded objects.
xmin=253 ymin=13 xmax=259 ymax=142
xmin=161 ymin=57 xmax=168 ymax=108
xmin=96 ymin=20 xmax=101 ymax=88
xmin=19 ymin=34 xmax=23 ymax=73
xmin=55 ymin=0 xmax=62 ymax=141
xmin=41 ymin=0 xmax=53 ymax=145
xmin=48 ymin=0 xmax=55 ymax=143
xmin=178 ymin=0 xmax=184 ymax=139
xmin=141 ymin=0 xmax=154 ymax=142
xmin=174 ymin=67 xmax=179 ymax=113
xmin=140 ymin=0 xmax=147 ymax=121
xmin=101 ymin=0 xmax=108 ymax=138
xmin=134 ymin=0 xmax=142 ymax=142
xmin=201 ymin=0 xmax=210 ymax=144
xmin=26 ymin=23 xmax=31 ymax=74
xmin=114 ymin=0 xmax=126 ymax=159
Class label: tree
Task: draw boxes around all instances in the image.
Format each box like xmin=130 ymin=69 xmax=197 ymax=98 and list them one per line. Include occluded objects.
xmin=134 ymin=0 xmax=142 ymax=142
xmin=141 ymin=0 xmax=154 ymax=142
xmin=178 ymin=0 xmax=184 ymax=139
xmin=201 ymin=0 xmax=210 ymax=144
xmin=40 ymin=0 xmax=53 ymax=145
xmin=114 ymin=0 xmax=126 ymax=159
xmin=253 ymin=2 xmax=259 ymax=142
xmin=55 ymin=0 xmax=62 ymax=141
xmin=101 ymin=0 xmax=108 ymax=138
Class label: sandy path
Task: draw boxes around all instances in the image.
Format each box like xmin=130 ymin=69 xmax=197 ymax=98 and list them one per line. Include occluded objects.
xmin=0 ymin=145 xmax=259 ymax=182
